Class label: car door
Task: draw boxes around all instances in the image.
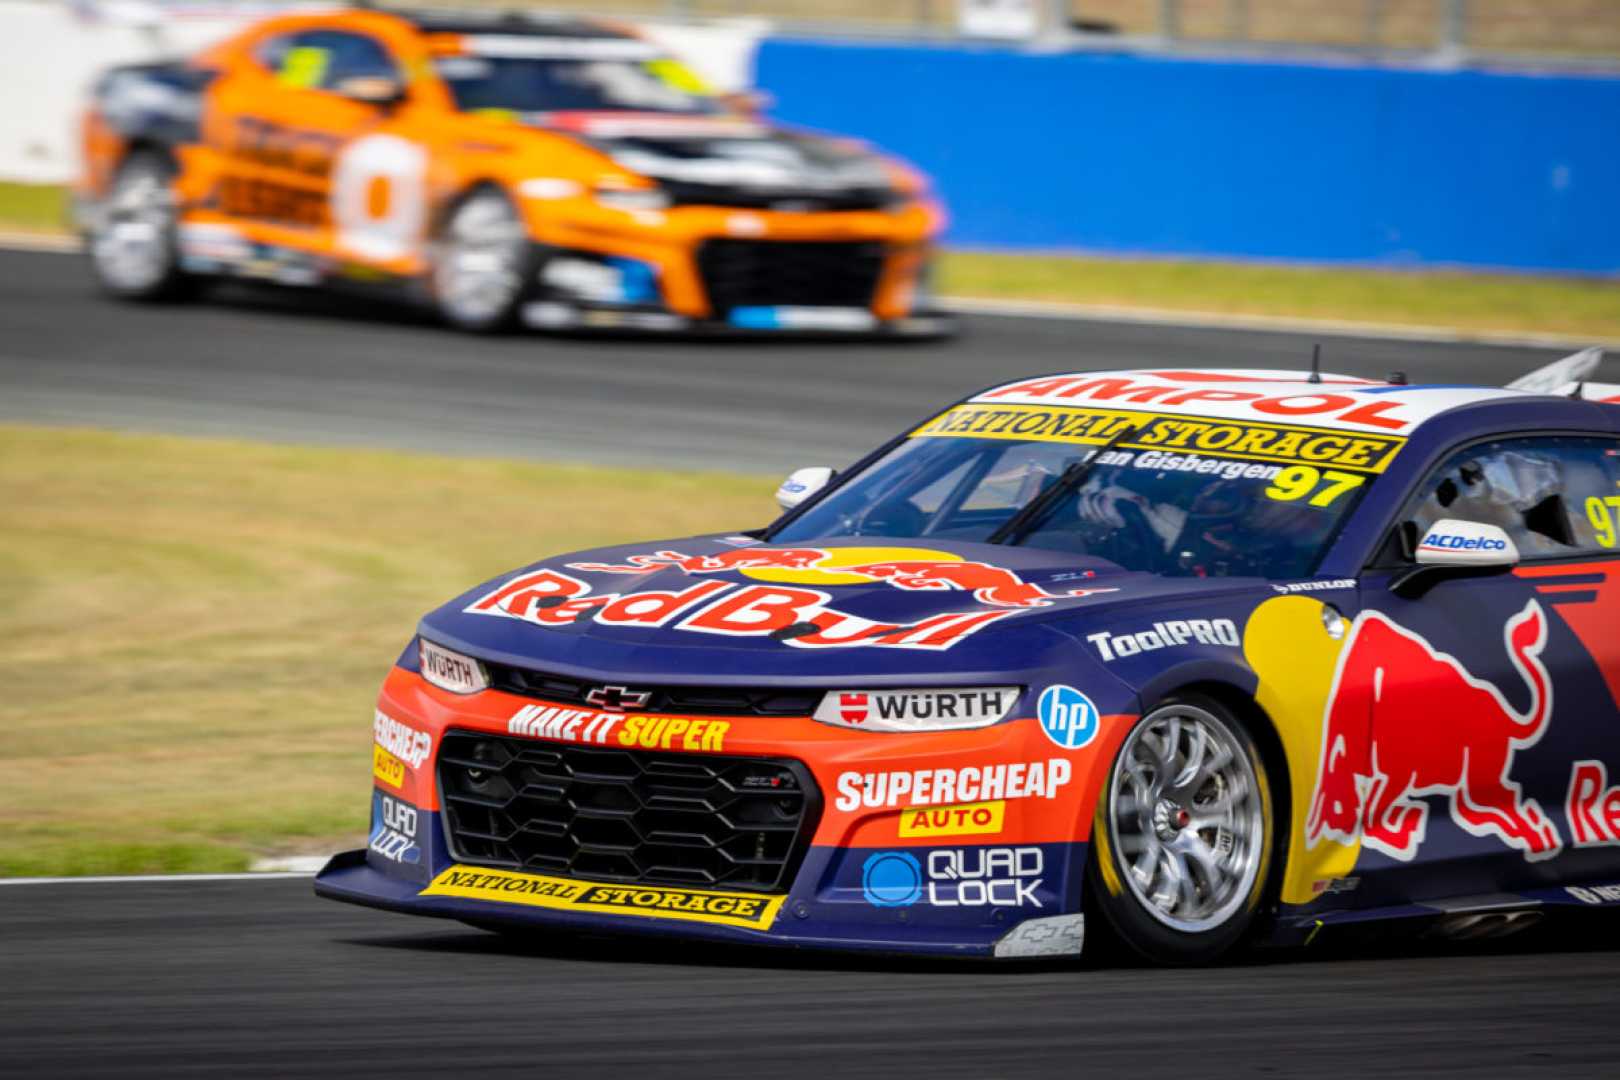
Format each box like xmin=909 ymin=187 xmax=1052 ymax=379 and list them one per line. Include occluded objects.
xmin=204 ymin=27 xmax=425 ymax=269
xmin=1350 ymin=432 xmax=1620 ymax=900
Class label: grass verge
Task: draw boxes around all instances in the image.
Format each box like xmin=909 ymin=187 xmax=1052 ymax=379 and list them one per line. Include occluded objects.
xmin=938 ymin=250 xmax=1620 ymax=342
xmin=5 ymin=179 xmax=1615 ymax=339
xmin=0 ymin=425 xmax=772 ymax=876
xmin=0 ymin=181 xmax=70 ymax=234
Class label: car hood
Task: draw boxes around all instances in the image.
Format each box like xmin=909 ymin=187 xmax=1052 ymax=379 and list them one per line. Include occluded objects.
xmin=534 ymin=111 xmax=898 ymax=202
xmin=418 ymin=535 xmax=1261 ymax=685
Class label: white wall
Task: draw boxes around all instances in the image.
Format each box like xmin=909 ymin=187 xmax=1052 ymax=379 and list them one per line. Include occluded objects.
xmin=0 ymin=1 xmax=763 ymax=184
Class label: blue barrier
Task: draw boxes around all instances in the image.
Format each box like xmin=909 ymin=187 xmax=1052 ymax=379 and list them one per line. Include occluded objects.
xmin=755 ymin=39 xmax=1620 ymax=274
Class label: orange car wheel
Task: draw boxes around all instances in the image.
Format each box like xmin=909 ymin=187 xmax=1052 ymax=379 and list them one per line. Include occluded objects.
xmin=432 ymin=186 xmax=532 ymax=333
xmin=87 ymin=151 xmax=200 ymax=302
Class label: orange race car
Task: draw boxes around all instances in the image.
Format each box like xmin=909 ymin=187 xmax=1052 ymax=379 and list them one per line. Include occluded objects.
xmin=75 ymin=7 xmax=949 ymax=335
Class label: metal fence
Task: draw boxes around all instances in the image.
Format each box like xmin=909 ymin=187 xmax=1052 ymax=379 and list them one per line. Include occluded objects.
xmin=392 ymin=0 xmax=1620 ymax=59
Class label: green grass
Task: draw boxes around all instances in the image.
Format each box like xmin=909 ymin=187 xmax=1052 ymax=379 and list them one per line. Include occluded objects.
xmin=0 ymin=181 xmax=70 ymax=233
xmin=0 ymin=426 xmax=773 ymax=876
xmin=939 ymin=250 xmax=1620 ymax=342
xmin=7 ymin=178 xmax=1616 ymax=340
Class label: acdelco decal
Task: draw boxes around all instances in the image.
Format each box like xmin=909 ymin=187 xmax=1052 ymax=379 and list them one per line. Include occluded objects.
xmin=835 ymin=759 xmax=1073 ymax=812
xmin=421 ymin=866 xmax=785 ymax=930
xmin=912 ymin=404 xmax=1403 ymax=473
xmin=897 ymin=799 xmax=1006 ymax=838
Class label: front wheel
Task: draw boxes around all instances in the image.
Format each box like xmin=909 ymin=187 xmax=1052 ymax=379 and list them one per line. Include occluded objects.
xmin=87 ymin=151 xmax=197 ymax=301
xmin=432 ymin=187 xmax=531 ymax=333
xmin=1086 ymin=693 xmax=1276 ymax=965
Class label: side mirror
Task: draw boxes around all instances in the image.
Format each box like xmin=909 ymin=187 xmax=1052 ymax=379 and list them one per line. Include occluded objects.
xmin=1391 ymin=519 xmax=1518 ymax=598
xmin=775 ymin=466 xmax=835 ymax=511
xmin=335 ymin=75 xmax=406 ymax=107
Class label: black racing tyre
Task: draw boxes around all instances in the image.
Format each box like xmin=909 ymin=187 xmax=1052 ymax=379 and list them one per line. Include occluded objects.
xmin=1086 ymin=692 xmax=1278 ymax=965
xmin=431 ymin=186 xmax=532 ymax=333
xmin=87 ymin=150 xmax=199 ymax=302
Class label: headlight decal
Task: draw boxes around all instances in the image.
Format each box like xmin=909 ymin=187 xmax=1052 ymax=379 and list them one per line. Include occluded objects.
xmin=418 ymin=638 xmax=489 ymax=695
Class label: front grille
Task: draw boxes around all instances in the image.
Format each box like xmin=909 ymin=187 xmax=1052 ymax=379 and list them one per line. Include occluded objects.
xmin=438 ymin=731 xmax=820 ymax=892
xmin=486 ymin=662 xmax=820 ymax=717
xmin=696 ymin=239 xmax=886 ymax=314
xmin=663 ymin=181 xmax=892 ymax=212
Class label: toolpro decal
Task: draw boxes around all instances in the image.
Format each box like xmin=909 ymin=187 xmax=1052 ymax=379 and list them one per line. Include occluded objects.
xmin=861 ymin=848 xmax=1044 ymax=908
xmin=1036 ymin=686 xmax=1099 ymax=749
xmin=421 ymin=866 xmax=784 ymax=930
xmin=1086 ymin=620 xmax=1240 ymax=662
xmin=1305 ymin=599 xmax=1561 ymax=862
xmin=835 ymin=759 xmax=1073 ymax=812
xmin=467 ymin=567 xmax=1018 ymax=651
xmin=565 ymin=546 xmax=1118 ymax=608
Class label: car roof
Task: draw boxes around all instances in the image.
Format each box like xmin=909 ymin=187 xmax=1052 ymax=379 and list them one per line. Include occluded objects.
xmin=383 ymin=7 xmax=632 ymax=40
xmin=965 ymin=367 xmax=1573 ymax=437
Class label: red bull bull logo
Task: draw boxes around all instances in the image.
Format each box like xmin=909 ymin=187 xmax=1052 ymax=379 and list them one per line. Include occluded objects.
xmin=566 ymin=547 xmax=1116 ymax=608
xmin=1305 ymin=599 xmax=1561 ymax=862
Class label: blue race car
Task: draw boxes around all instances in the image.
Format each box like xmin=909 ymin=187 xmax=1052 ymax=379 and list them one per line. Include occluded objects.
xmin=318 ymin=352 xmax=1620 ymax=963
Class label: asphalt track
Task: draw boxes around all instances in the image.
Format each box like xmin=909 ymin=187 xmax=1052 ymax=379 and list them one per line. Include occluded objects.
xmin=6 ymin=247 xmax=1620 ymax=1077
xmin=0 ymin=248 xmax=1593 ymax=474
xmin=5 ymin=877 xmax=1620 ymax=1079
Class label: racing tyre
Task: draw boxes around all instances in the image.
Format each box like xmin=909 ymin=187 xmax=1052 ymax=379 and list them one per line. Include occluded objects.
xmin=433 ymin=186 xmax=531 ymax=333
xmin=88 ymin=151 xmax=197 ymax=302
xmin=1086 ymin=693 xmax=1277 ymax=965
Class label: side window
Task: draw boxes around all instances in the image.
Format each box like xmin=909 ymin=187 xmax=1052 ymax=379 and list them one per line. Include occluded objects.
xmin=1395 ymin=435 xmax=1620 ymax=561
xmin=256 ymin=30 xmax=399 ymax=93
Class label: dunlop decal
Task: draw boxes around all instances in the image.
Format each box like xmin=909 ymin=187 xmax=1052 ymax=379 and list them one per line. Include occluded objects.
xmin=911 ymin=404 xmax=1404 ymax=473
xmin=421 ymin=866 xmax=785 ymax=930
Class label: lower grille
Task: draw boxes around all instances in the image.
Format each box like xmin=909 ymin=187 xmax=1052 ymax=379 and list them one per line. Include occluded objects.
xmin=696 ymin=239 xmax=886 ymax=314
xmin=437 ymin=730 xmax=819 ymax=893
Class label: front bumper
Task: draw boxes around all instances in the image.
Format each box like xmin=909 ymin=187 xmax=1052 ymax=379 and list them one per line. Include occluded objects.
xmin=317 ymin=666 xmax=1129 ymax=958
xmin=518 ymin=298 xmax=955 ymax=338
xmin=517 ymin=199 xmax=950 ymax=337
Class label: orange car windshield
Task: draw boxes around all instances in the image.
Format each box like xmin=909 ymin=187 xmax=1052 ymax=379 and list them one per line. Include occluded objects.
xmin=435 ymin=54 xmax=722 ymax=116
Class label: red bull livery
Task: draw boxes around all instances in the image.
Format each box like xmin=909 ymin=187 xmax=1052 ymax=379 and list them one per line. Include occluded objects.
xmin=317 ymin=356 xmax=1620 ymax=963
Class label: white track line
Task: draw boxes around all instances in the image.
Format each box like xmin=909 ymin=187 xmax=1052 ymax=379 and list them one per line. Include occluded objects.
xmin=0 ymin=230 xmax=78 ymax=253
xmin=0 ymin=871 xmax=316 ymax=886
xmin=0 ymin=231 xmax=1604 ymax=350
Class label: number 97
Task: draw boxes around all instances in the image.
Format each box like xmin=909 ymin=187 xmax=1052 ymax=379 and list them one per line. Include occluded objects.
xmin=1264 ymin=465 xmax=1363 ymax=507
xmin=1587 ymin=495 xmax=1620 ymax=548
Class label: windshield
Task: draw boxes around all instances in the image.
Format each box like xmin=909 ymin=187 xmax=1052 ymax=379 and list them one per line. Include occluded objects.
xmin=771 ymin=404 xmax=1398 ymax=578
xmin=433 ymin=48 xmax=722 ymax=115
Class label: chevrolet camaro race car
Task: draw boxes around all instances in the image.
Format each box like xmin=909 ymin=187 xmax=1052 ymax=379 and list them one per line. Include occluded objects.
xmin=316 ymin=355 xmax=1620 ymax=963
xmin=75 ymin=8 xmax=948 ymax=335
